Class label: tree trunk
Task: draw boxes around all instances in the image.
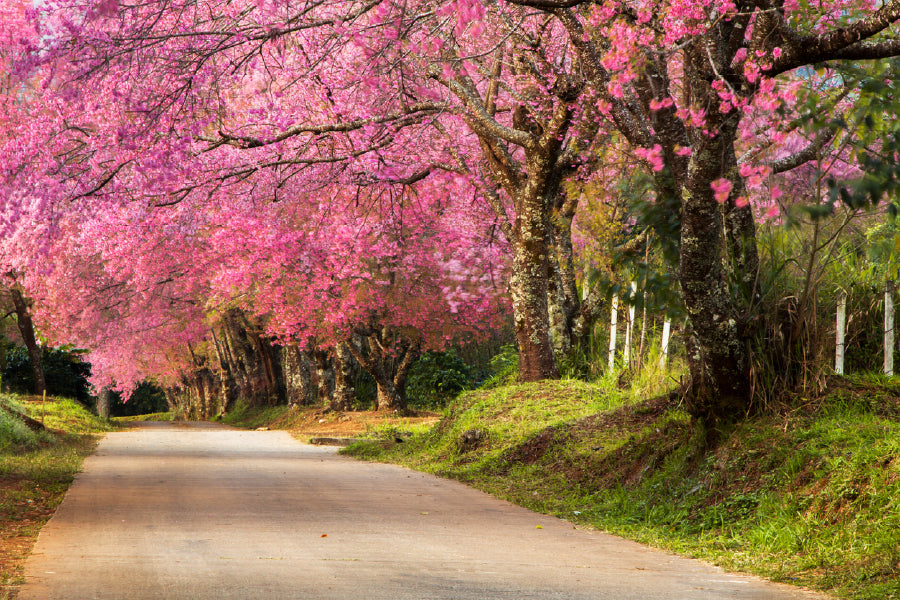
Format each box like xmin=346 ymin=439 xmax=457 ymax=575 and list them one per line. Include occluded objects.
xmin=373 ymin=377 xmax=403 ymax=412
xmin=97 ymin=387 xmax=112 ymax=420
xmin=679 ymin=133 xmax=752 ymax=425
xmin=221 ymin=309 xmax=270 ymax=406
xmin=282 ymin=345 xmax=315 ymax=407
xmin=10 ymin=289 xmax=45 ymax=395
xmin=313 ymin=350 xmax=335 ymax=406
xmin=346 ymin=328 xmax=420 ymax=413
xmin=211 ymin=329 xmax=239 ymax=412
xmin=331 ymin=342 xmax=355 ymax=411
xmin=164 ymin=388 xmax=178 ymax=412
xmin=509 ymin=195 xmax=559 ymax=381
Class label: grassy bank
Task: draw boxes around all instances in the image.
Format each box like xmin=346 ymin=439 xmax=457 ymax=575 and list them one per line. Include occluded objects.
xmin=343 ymin=375 xmax=900 ymax=600
xmin=0 ymin=394 xmax=113 ymax=598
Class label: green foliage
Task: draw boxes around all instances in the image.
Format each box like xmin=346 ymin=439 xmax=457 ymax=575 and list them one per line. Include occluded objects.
xmin=825 ymin=59 xmax=900 ymax=216
xmin=406 ymin=350 xmax=474 ymax=409
xmin=31 ymin=397 xmax=115 ymax=434
xmin=218 ymin=398 xmax=289 ymax=429
xmin=0 ymin=393 xmax=112 ymax=452
xmin=351 ymin=365 xmax=377 ymax=409
xmin=0 ymin=334 xmax=15 ymax=377
xmin=0 ymin=401 xmax=51 ymax=451
xmin=750 ymin=211 xmax=898 ymax=405
xmin=113 ymin=412 xmax=174 ymax=423
xmin=109 ymin=382 xmax=169 ymax=417
xmin=478 ymin=344 xmax=519 ymax=389
xmin=2 ymin=346 xmax=91 ymax=402
xmin=0 ymin=392 xmax=105 ymax=591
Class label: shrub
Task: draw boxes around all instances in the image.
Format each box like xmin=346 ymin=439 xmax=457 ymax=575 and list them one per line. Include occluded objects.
xmin=3 ymin=346 xmax=92 ymax=402
xmin=407 ymin=350 xmax=475 ymax=408
xmin=110 ymin=382 xmax=169 ymax=416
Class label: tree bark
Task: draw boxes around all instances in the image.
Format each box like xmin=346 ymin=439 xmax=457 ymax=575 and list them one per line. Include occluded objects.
xmin=221 ymin=309 xmax=271 ymax=406
xmin=313 ymin=349 xmax=335 ymax=406
xmin=282 ymin=345 xmax=315 ymax=407
xmin=331 ymin=342 xmax=355 ymax=411
xmin=211 ymin=329 xmax=239 ymax=412
xmin=97 ymin=387 xmax=112 ymax=420
xmin=10 ymin=289 xmax=45 ymax=396
xmin=346 ymin=328 xmax=420 ymax=412
xmin=679 ymin=134 xmax=752 ymax=424
xmin=164 ymin=387 xmax=178 ymax=412
xmin=509 ymin=195 xmax=560 ymax=381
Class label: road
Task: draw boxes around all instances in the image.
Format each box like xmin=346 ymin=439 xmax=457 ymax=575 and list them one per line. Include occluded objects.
xmin=18 ymin=422 xmax=826 ymax=600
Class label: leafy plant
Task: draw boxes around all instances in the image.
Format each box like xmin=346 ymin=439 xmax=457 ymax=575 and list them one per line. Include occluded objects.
xmin=2 ymin=346 xmax=91 ymax=403
xmin=406 ymin=350 xmax=474 ymax=409
xmin=108 ymin=382 xmax=169 ymax=417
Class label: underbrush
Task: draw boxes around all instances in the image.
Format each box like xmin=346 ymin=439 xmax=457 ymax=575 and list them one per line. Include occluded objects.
xmin=344 ymin=374 xmax=900 ymax=600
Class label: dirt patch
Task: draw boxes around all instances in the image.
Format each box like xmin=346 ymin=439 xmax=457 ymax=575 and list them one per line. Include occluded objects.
xmin=574 ymin=393 xmax=677 ymax=434
xmin=500 ymin=427 xmax=567 ymax=465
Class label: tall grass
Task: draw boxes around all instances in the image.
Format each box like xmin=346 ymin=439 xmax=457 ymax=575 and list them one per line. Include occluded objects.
xmin=0 ymin=396 xmax=55 ymax=451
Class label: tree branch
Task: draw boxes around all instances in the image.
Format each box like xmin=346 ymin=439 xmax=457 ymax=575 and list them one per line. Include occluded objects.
xmin=771 ymin=1 xmax=900 ymax=75
xmin=769 ymin=126 xmax=840 ymax=174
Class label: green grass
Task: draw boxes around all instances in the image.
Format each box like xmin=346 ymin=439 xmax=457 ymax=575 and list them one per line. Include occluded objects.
xmin=216 ymin=399 xmax=290 ymax=429
xmin=344 ymin=375 xmax=900 ymax=600
xmin=0 ymin=393 xmax=112 ymax=596
xmin=113 ymin=411 xmax=175 ymax=423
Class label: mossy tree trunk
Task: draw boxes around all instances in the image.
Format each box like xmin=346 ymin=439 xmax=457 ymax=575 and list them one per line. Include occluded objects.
xmin=10 ymin=289 xmax=45 ymax=396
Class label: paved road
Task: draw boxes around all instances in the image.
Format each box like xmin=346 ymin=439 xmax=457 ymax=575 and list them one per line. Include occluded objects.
xmin=19 ymin=422 xmax=826 ymax=600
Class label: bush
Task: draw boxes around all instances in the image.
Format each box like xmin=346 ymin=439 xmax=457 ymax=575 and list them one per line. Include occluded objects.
xmin=3 ymin=346 xmax=92 ymax=402
xmin=110 ymin=382 xmax=169 ymax=416
xmin=479 ymin=344 xmax=519 ymax=389
xmin=407 ymin=350 xmax=475 ymax=408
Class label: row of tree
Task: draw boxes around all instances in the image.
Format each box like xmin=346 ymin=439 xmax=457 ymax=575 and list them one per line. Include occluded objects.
xmin=2 ymin=1 xmax=900 ymax=425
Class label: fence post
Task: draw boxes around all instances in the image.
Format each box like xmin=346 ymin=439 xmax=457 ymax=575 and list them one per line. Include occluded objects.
xmin=608 ymin=295 xmax=619 ymax=371
xmin=659 ymin=318 xmax=672 ymax=369
xmin=886 ymin=280 xmax=895 ymax=377
xmin=624 ymin=283 xmax=636 ymax=366
xmin=835 ymin=292 xmax=846 ymax=375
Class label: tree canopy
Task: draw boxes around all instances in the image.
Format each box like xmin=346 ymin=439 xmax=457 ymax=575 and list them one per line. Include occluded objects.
xmin=2 ymin=0 xmax=900 ymax=421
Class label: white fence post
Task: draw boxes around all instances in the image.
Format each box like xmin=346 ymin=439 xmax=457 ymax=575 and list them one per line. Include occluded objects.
xmin=624 ymin=282 xmax=636 ymax=366
xmin=835 ymin=292 xmax=846 ymax=375
xmin=886 ymin=280 xmax=894 ymax=376
xmin=608 ymin=295 xmax=619 ymax=371
xmin=659 ymin=318 xmax=672 ymax=369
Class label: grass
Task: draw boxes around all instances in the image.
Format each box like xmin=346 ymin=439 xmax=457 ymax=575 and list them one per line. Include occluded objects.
xmin=343 ymin=373 xmax=900 ymax=600
xmin=0 ymin=393 xmax=113 ymax=599
xmin=112 ymin=411 xmax=175 ymax=423
xmin=216 ymin=400 xmax=291 ymax=429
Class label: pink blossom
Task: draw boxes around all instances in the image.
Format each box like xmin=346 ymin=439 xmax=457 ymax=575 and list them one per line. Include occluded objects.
xmin=711 ymin=178 xmax=732 ymax=203
xmin=649 ymin=97 xmax=674 ymax=111
xmin=634 ymin=144 xmax=665 ymax=172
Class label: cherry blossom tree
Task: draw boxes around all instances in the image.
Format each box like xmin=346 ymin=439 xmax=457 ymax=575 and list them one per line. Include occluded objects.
xmin=495 ymin=0 xmax=900 ymax=425
xmin=18 ymin=0 xmax=619 ymax=383
xmin=6 ymin=0 xmax=900 ymax=426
